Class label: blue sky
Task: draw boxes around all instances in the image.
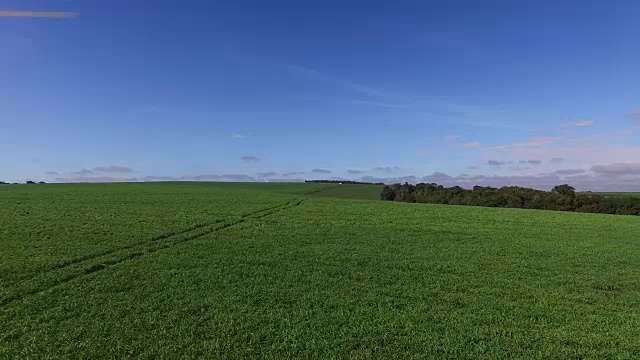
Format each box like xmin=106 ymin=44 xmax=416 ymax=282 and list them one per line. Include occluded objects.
xmin=1 ymin=0 xmax=640 ymax=189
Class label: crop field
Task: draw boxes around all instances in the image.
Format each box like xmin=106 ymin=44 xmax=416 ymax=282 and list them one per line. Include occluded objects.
xmin=305 ymin=183 xmax=383 ymax=200
xmin=2 ymin=182 xmax=640 ymax=358
xmin=593 ymin=192 xmax=640 ymax=197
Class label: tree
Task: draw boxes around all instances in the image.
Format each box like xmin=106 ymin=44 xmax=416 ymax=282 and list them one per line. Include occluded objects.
xmin=380 ymin=186 xmax=396 ymax=201
xmin=380 ymin=181 xmax=640 ymax=217
xmin=552 ymin=184 xmax=576 ymax=197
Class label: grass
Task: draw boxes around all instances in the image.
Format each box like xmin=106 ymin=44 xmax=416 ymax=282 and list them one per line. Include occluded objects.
xmin=2 ymin=182 xmax=640 ymax=358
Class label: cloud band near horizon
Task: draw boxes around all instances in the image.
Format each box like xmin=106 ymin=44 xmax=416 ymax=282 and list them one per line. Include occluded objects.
xmin=0 ymin=10 xmax=78 ymax=18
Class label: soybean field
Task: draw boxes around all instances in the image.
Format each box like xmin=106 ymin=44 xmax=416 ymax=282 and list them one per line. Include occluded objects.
xmin=2 ymin=182 xmax=640 ymax=358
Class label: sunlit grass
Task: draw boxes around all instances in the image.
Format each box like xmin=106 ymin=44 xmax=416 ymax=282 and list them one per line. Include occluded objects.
xmin=2 ymin=183 xmax=640 ymax=357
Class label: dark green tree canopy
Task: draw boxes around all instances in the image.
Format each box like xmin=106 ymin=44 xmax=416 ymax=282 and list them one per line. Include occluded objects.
xmin=381 ymin=183 xmax=640 ymax=216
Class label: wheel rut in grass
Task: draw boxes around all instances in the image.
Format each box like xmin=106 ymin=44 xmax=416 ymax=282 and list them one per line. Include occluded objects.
xmin=10 ymin=200 xmax=298 ymax=285
xmin=0 ymin=199 xmax=305 ymax=309
xmin=303 ymin=185 xmax=340 ymax=196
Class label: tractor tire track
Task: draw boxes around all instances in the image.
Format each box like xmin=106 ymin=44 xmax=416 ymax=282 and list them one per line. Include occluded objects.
xmin=7 ymin=200 xmax=301 ymax=286
xmin=303 ymin=185 xmax=340 ymax=195
xmin=0 ymin=199 xmax=304 ymax=309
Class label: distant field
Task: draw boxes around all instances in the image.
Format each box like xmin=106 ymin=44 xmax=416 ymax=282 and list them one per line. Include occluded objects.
xmin=592 ymin=192 xmax=640 ymax=197
xmin=308 ymin=183 xmax=383 ymax=200
xmin=2 ymin=182 xmax=640 ymax=357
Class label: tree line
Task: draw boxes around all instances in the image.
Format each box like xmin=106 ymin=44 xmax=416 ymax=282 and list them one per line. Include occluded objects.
xmin=0 ymin=181 xmax=46 ymax=185
xmin=381 ymin=183 xmax=640 ymax=216
xmin=306 ymin=180 xmax=384 ymax=185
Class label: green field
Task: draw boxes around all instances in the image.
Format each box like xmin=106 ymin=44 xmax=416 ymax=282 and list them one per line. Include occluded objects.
xmin=306 ymin=183 xmax=383 ymax=200
xmin=2 ymin=183 xmax=640 ymax=358
xmin=593 ymin=192 xmax=640 ymax=197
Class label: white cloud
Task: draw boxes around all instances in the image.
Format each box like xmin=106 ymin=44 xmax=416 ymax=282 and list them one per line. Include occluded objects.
xmin=463 ymin=142 xmax=481 ymax=148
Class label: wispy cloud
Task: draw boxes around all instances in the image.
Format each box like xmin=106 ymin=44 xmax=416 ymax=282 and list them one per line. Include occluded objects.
xmin=222 ymin=174 xmax=256 ymax=181
xmin=231 ymin=134 xmax=245 ymax=139
xmin=94 ymin=166 xmax=133 ymax=173
xmin=372 ymin=166 xmax=401 ymax=172
xmin=45 ymin=171 xmax=58 ymax=176
xmin=631 ymin=109 xmax=640 ymax=121
xmin=241 ymin=155 xmax=259 ymax=162
xmin=256 ymin=172 xmax=279 ymax=177
xmin=181 ymin=174 xmax=220 ymax=181
xmin=311 ymin=168 xmax=332 ymax=174
xmin=338 ymin=99 xmax=408 ymax=108
xmin=406 ymin=98 xmax=527 ymax=131
xmin=284 ymin=64 xmax=388 ymax=98
xmin=74 ymin=169 xmax=93 ymax=175
xmin=561 ymin=120 xmax=593 ymax=127
xmin=444 ymin=135 xmax=460 ymax=142
xmin=550 ymin=157 xmax=564 ymax=163
xmin=0 ymin=10 xmax=78 ymax=18
xmin=347 ymin=169 xmax=367 ymax=174
xmin=226 ymin=52 xmax=398 ymax=102
xmin=357 ymin=169 xmax=640 ymax=191
xmin=554 ymin=169 xmax=586 ymax=175
xmin=487 ymin=160 xmax=505 ymax=166
xmin=51 ymin=173 xmax=307 ymax=184
xmin=591 ymin=163 xmax=640 ymax=175
xmin=266 ymin=178 xmax=305 ymax=183
xmin=359 ymin=175 xmax=418 ymax=184
xmin=463 ymin=142 xmax=481 ymax=148
xmin=513 ymin=136 xmax=560 ymax=148
xmin=144 ymin=176 xmax=177 ymax=181
xmin=56 ymin=176 xmax=136 ymax=183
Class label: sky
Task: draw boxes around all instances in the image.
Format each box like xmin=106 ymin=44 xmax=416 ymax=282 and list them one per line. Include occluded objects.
xmin=1 ymin=0 xmax=640 ymax=190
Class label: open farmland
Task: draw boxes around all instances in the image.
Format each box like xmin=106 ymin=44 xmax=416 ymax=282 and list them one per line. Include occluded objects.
xmin=594 ymin=192 xmax=640 ymax=197
xmin=305 ymin=183 xmax=383 ymax=200
xmin=2 ymin=183 xmax=640 ymax=358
